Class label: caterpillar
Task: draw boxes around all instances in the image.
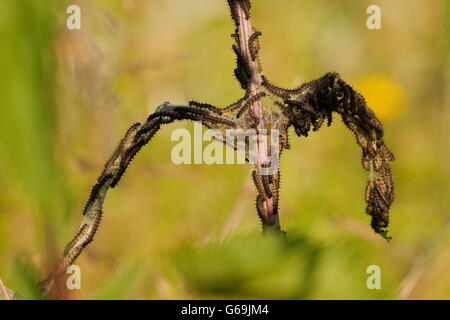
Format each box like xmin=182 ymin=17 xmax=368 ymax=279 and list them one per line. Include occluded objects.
xmin=227 ymin=0 xmax=241 ymax=25
xmin=261 ymin=75 xmax=291 ymax=100
xmin=261 ymin=174 xmax=273 ymax=198
xmin=201 ymin=114 xmax=238 ymax=128
xmin=189 ymin=100 xmax=223 ymax=115
xmin=252 ymin=170 xmax=267 ymax=198
xmin=172 ymin=106 xmax=214 ymax=116
xmin=241 ymin=0 xmax=251 ymax=20
xmin=234 ymin=67 xmax=249 ymax=90
xmin=222 ymin=94 xmax=247 ymax=113
xmin=102 ymin=122 xmax=141 ymax=177
xmin=233 ymin=44 xmax=252 ymax=79
xmin=231 ymin=32 xmax=239 ymax=43
xmin=284 ymin=99 xmax=317 ymax=116
xmin=256 ymin=194 xmax=267 ymax=222
xmin=313 ymin=115 xmax=325 ymax=131
xmin=83 ymin=173 xmax=113 ymax=215
xmin=272 ymin=173 xmax=281 ymax=212
xmin=59 ymin=207 xmax=103 ymax=278
xmin=82 ymin=209 xmax=103 ymax=249
xmin=248 ymin=31 xmax=261 ymax=61
xmin=274 ymin=101 xmax=294 ymax=119
xmin=237 ymin=91 xmax=266 ymax=118
xmin=111 ymin=129 xmax=156 ymax=188
xmin=63 ymin=223 xmax=89 ymax=257
xmin=262 ymin=75 xmax=311 ymax=98
xmin=146 ymin=110 xmax=180 ymax=122
xmin=247 ymin=106 xmax=259 ymax=128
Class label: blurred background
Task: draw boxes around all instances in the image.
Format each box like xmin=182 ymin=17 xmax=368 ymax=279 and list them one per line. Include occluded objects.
xmin=0 ymin=0 xmax=449 ymax=299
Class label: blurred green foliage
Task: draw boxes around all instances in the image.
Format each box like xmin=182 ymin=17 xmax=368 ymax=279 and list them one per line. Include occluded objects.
xmin=172 ymin=234 xmax=321 ymax=299
xmin=0 ymin=0 xmax=449 ymax=299
xmin=91 ymin=263 xmax=140 ymax=300
xmin=8 ymin=259 xmax=44 ymax=300
xmin=0 ymin=0 xmax=71 ymax=300
xmin=0 ymin=0 xmax=70 ymax=225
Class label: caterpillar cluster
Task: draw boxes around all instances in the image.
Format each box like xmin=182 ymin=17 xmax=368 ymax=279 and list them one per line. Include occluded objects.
xmin=342 ymin=113 xmax=394 ymax=237
xmin=302 ymin=72 xmax=395 ymax=238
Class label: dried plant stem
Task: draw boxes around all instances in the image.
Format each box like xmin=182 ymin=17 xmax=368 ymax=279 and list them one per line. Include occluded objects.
xmin=230 ymin=0 xmax=282 ymax=233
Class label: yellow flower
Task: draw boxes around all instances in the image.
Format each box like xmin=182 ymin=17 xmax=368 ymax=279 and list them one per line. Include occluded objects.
xmin=355 ymin=74 xmax=406 ymax=121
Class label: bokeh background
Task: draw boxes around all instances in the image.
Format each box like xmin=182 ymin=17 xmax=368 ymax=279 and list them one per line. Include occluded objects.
xmin=0 ymin=0 xmax=449 ymax=299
